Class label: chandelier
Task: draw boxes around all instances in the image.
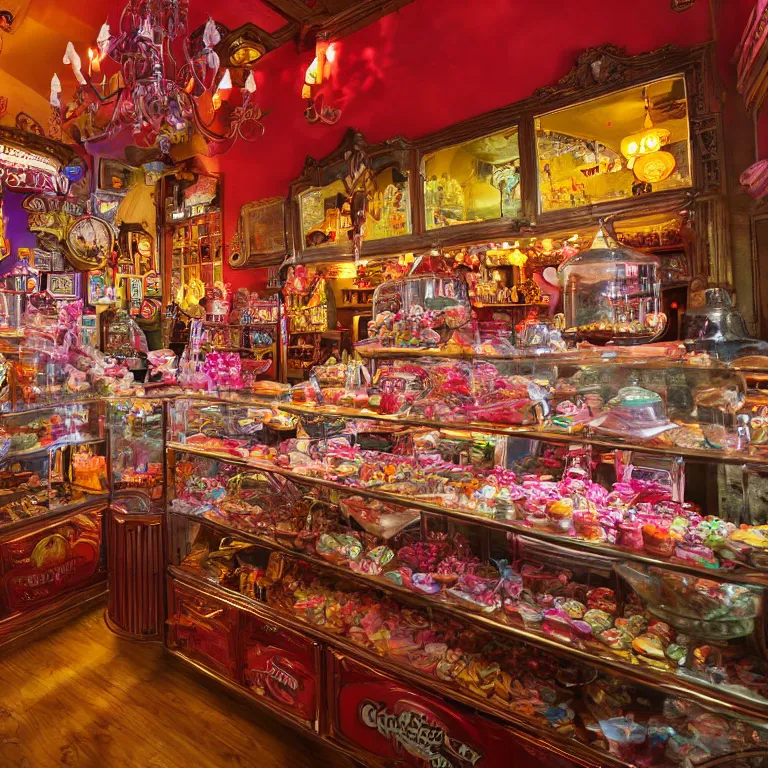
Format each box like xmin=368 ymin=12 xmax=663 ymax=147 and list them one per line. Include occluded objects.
xmin=52 ymin=0 xmax=263 ymax=153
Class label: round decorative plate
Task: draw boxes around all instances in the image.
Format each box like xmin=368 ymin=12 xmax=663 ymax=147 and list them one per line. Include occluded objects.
xmin=66 ymin=215 xmax=113 ymax=271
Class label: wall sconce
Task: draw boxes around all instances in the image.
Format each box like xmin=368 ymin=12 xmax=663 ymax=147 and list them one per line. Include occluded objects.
xmin=303 ymin=33 xmax=341 ymax=125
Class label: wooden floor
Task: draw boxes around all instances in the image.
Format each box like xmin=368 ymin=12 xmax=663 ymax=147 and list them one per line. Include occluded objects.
xmin=0 ymin=607 xmax=354 ymax=768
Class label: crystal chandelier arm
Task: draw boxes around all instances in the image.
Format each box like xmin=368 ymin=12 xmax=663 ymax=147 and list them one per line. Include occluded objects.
xmin=182 ymin=36 xmax=209 ymax=92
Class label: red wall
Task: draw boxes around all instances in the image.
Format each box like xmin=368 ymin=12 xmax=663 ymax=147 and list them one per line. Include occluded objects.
xmin=198 ymin=0 xmax=729 ymax=289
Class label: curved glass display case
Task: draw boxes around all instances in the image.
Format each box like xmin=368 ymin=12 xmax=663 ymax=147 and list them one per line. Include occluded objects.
xmin=107 ymin=397 xmax=165 ymax=503
xmin=162 ymin=350 xmax=768 ymax=768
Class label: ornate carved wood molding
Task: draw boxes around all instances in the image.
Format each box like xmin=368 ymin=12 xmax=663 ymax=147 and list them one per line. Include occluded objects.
xmin=261 ymin=0 xmax=416 ymax=48
xmin=316 ymin=0 xmax=416 ymax=42
xmin=0 ymin=125 xmax=84 ymax=168
xmin=671 ymin=0 xmax=696 ymax=10
xmin=534 ymin=43 xmax=694 ymax=101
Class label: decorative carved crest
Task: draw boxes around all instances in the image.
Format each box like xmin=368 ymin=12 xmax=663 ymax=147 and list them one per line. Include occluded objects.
xmin=290 ymin=128 xmax=414 ymax=258
xmin=15 ymin=111 xmax=44 ymax=136
xmin=671 ymin=0 xmax=696 ymax=10
xmin=534 ymin=44 xmax=680 ymax=99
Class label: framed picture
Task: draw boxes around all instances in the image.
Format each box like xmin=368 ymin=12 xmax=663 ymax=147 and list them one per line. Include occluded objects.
xmin=98 ymin=158 xmax=133 ymax=193
xmin=46 ymin=272 xmax=78 ymax=299
xmin=241 ymin=197 xmax=288 ymax=265
xmin=92 ymin=192 xmax=122 ymax=225
xmin=32 ymin=249 xmax=53 ymax=271
xmin=87 ymin=272 xmax=112 ymax=305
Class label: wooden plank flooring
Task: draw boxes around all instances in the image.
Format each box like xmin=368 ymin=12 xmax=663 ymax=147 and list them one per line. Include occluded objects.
xmin=0 ymin=607 xmax=354 ymax=768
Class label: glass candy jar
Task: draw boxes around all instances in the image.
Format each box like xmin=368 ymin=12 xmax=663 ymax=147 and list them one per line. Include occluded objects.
xmin=367 ymin=274 xmax=471 ymax=349
xmin=558 ymin=221 xmax=667 ymax=345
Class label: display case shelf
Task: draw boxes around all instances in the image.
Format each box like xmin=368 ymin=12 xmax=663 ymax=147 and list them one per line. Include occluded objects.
xmin=0 ymin=491 xmax=110 ymax=535
xmin=166 ymin=442 xmax=768 ymax=588
xmin=1 ymin=436 xmax=107 ymax=463
xmin=168 ymin=506 xmax=768 ymax=723
xmin=277 ymin=402 xmax=768 ymax=469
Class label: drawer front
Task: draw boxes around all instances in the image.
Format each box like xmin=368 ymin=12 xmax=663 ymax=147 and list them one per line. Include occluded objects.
xmin=243 ymin=613 xmax=321 ymax=730
xmin=169 ymin=579 xmax=239 ymax=680
xmin=327 ymin=651 xmax=577 ymax=768
xmin=0 ymin=507 xmax=105 ymax=617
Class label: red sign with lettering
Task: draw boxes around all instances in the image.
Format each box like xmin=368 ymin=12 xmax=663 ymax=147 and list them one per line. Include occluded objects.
xmin=243 ymin=614 xmax=320 ymax=729
xmin=328 ymin=651 xmax=578 ymax=768
xmin=0 ymin=507 xmax=104 ymax=616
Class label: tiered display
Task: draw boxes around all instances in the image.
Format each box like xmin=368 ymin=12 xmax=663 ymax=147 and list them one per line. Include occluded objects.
xmin=162 ymin=329 xmax=768 ymax=767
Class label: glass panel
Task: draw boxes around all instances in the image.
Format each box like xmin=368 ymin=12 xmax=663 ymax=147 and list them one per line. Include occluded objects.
xmin=299 ymin=170 xmax=412 ymax=249
xmin=365 ymin=167 xmax=411 ymax=241
xmin=299 ymin=179 xmax=349 ymax=249
xmin=423 ymin=127 xmax=521 ymax=230
xmin=536 ymin=76 xmax=692 ymax=212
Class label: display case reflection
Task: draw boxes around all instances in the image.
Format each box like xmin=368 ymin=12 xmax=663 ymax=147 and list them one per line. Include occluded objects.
xmin=536 ymin=76 xmax=692 ymax=212
xmin=423 ymin=127 xmax=521 ymax=230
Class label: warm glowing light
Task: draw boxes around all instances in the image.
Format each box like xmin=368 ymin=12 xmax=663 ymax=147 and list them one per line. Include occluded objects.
xmin=633 ymin=151 xmax=677 ymax=183
xmin=0 ymin=145 xmax=60 ymax=175
xmin=621 ymin=112 xmax=671 ymax=162
xmin=326 ymin=42 xmax=337 ymax=63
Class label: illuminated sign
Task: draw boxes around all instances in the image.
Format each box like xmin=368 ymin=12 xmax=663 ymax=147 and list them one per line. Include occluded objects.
xmin=0 ymin=145 xmax=60 ymax=175
xmin=0 ymin=144 xmax=67 ymax=194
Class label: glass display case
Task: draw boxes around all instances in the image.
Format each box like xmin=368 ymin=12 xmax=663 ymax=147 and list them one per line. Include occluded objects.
xmin=163 ymin=352 xmax=768 ymax=767
xmin=0 ymin=397 xmax=108 ymax=648
xmin=0 ymin=401 xmax=107 ymax=529
xmin=107 ymin=397 xmax=165 ymax=503
xmin=366 ymin=274 xmax=472 ymax=350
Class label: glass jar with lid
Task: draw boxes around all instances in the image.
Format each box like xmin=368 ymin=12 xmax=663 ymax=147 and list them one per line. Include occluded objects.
xmin=558 ymin=221 xmax=667 ymax=345
xmin=366 ymin=274 xmax=471 ymax=349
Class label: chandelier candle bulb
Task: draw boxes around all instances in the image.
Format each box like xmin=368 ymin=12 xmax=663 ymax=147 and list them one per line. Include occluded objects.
xmin=63 ymin=42 xmax=86 ymax=86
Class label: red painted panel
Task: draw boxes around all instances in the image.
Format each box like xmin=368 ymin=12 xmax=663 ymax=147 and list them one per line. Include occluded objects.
xmin=169 ymin=580 xmax=239 ymax=680
xmin=0 ymin=507 xmax=105 ymax=617
xmin=328 ymin=650 xmax=579 ymax=768
xmin=243 ymin=613 xmax=321 ymax=729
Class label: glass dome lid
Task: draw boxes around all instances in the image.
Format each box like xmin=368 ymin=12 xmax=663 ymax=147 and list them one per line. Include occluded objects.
xmin=557 ymin=219 xmax=662 ymax=272
xmin=558 ymin=219 xmax=667 ymax=346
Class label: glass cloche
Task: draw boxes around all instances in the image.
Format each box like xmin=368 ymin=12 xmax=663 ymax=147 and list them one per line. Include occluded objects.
xmin=558 ymin=221 xmax=667 ymax=345
xmin=365 ymin=274 xmax=471 ymax=349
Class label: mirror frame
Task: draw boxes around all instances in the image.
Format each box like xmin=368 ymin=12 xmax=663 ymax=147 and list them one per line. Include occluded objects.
xmin=287 ymin=44 xmax=726 ymax=289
